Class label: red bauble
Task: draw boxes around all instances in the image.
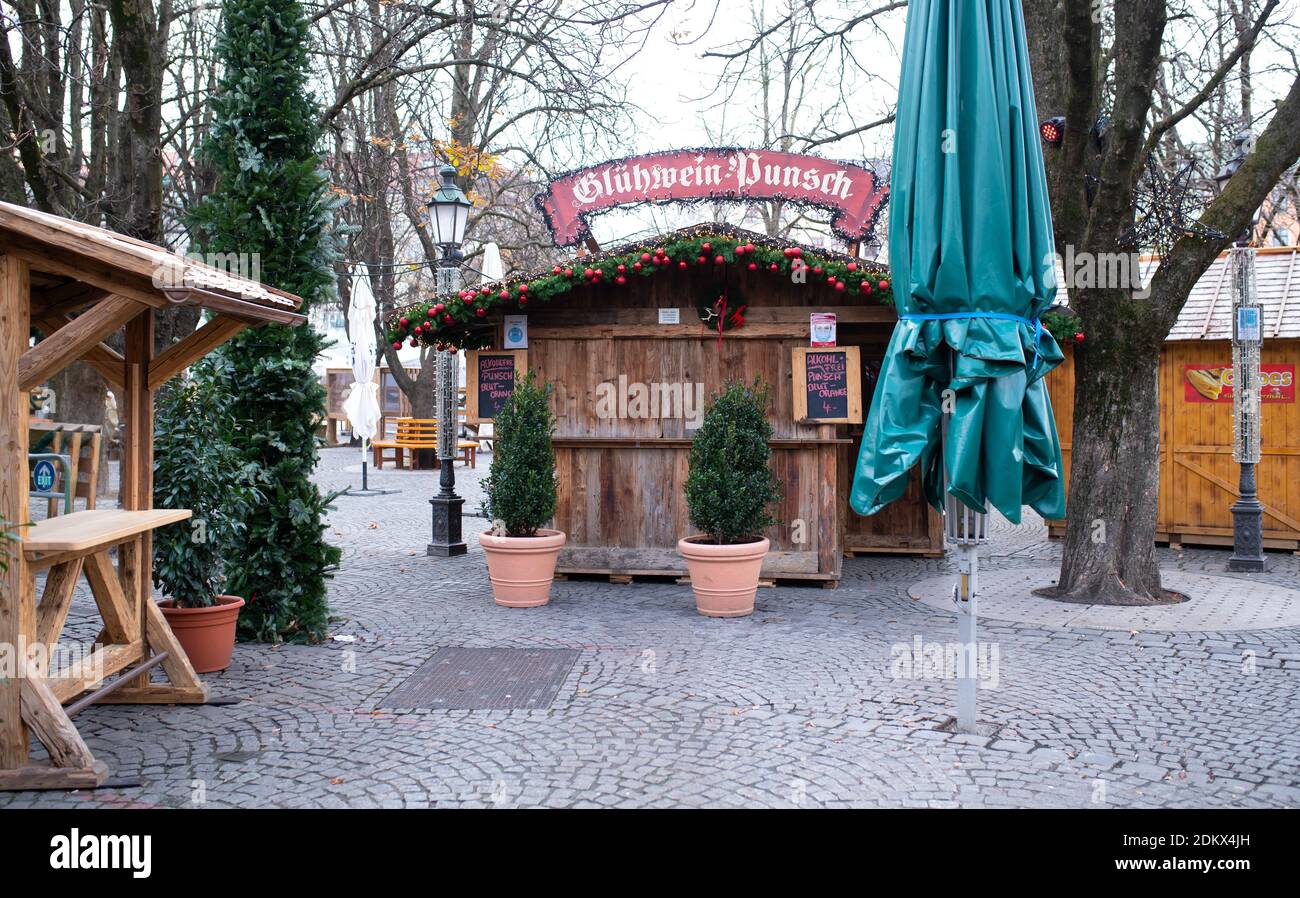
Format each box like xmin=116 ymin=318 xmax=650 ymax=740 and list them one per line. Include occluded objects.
xmin=734 ymin=244 xmax=745 ymax=256
xmin=769 ymin=263 xmax=779 ymax=272
xmin=476 ymin=307 xmax=487 ymax=317
xmin=783 ymin=247 xmax=793 ymax=258
xmin=701 ymin=242 xmax=712 ymax=252
xmin=747 ymin=262 xmax=758 ymax=271
xmin=564 ymin=268 xmax=574 ymax=277
xmin=697 ymin=255 xmax=708 ymax=265
xmin=408 ymin=339 xmax=418 ymax=347
xmin=434 ymin=302 xmax=445 ymax=313
xmin=426 ymin=308 xmax=436 ymax=318
xmin=1074 ymin=332 xmax=1085 ymax=343
xmin=399 ymin=317 xmax=409 ymax=327
xmin=812 ymin=266 xmax=823 ymax=275
xmin=678 ymin=261 xmax=688 ymax=270
xmin=518 ymin=283 xmax=528 ymax=293
xmin=480 ymin=287 xmax=490 ymax=296
xmin=791 ymin=247 xmax=802 ymax=258
xmin=584 ymin=268 xmax=594 ymax=278
xmin=633 ymin=262 xmax=642 ymax=271
xmin=863 ymin=284 xmax=874 ymax=295
xmin=827 ymin=276 xmax=837 ymax=286
xmin=552 ymin=266 xmax=562 ymax=275
xmin=714 ymin=255 xmax=724 ymax=264
xmin=392 ymin=341 xmax=403 ymax=350
xmin=879 ymin=280 xmax=890 ymax=291
xmin=442 ymin=314 xmax=453 ymax=324
xmin=615 ymin=275 xmax=627 ymax=285
xmin=846 ymin=262 xmax=857 ymax=272
xmin=641 ymin=252 xmax=651 ymax=263
xmin=616 ymin=264 xmax=626 ymax=274
xmin=498 ymin=289 xmax=509 ymax=300
xmin=834 ymin=281 xmax=846 ymax=292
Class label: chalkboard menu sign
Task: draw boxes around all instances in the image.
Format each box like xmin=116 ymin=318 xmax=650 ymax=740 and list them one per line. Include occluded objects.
xmin=466 ymin=350 xmax=527 ymax=423
xmin=792 ymin=346 xmax=863 ymax=424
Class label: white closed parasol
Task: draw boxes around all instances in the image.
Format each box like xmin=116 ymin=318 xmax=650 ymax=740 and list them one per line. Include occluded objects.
xmin=340 ymin=263 xmax=392 ymax=496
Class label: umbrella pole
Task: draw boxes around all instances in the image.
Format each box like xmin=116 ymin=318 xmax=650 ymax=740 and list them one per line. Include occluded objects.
xmin=339 ymin=433 xmax=400 ymax=498
xmin=942 ymin=347 xmax=988 ymax=734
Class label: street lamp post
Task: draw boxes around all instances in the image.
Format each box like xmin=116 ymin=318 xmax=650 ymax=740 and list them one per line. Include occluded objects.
xmin=426 ymin=163 xmax=472 ymax=558
xmin=1214 ymin=132 xmax=1268 ymax=573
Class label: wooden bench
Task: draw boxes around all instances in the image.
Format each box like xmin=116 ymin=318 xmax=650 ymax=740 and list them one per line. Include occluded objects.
xmin=372 ymin=417 xmax=478 ymax=469
xmin=29 ymin=421 xmax=102 ymax=516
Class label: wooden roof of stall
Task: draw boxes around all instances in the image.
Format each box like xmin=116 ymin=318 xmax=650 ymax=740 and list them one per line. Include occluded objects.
xmin=0 ymin=200 xmax=304 ymax=325
xmin=1053 ymin=245 xmax=1300 ymax=342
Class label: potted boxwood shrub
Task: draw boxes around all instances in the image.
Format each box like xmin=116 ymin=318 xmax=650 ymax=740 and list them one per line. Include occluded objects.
xmin=679 ymin=379 xmax=782 ymax=617
xmin=480 ymin=371 xmax=565 ymax=607
xmin=152 ymin=365 xmax=253 ymax=672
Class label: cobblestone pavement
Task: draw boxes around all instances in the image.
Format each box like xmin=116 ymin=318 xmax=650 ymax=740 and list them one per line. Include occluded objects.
xmin=3 ymin=446 xmax=1299 ymax=809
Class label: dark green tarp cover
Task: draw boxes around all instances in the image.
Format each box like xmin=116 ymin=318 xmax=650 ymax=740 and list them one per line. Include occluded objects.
xmin=850 ymin=0 xmax=1066 ymax=524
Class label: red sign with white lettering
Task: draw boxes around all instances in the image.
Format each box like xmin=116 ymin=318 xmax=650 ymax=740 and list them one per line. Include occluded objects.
xmin=1183 ymin=363 xmax=1296 ymax=403
xmin=535 ymin=148 xmax=888 ymax=248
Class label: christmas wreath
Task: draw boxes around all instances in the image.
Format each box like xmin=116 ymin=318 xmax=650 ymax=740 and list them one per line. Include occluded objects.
xmin=697 ymin=285 xmax=747 ymax=332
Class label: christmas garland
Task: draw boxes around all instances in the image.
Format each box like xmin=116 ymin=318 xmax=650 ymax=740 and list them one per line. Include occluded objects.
xmin=385 ymin=224 xmax=893 ymax=351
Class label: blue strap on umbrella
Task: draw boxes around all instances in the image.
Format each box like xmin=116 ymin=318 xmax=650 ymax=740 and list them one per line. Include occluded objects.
xmin=900 ymin=311 xmax=1045 ymax=369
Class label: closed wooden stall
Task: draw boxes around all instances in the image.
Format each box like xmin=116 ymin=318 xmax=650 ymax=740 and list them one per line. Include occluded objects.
xmin=1046 ymin=246 xmax=1300 ymax=551
xmin=472 ymin=225 xmax=944 ymax=583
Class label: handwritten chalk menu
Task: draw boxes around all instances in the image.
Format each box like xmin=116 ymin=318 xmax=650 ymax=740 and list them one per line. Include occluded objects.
xmin=792 ymin=346 xmax=863 ymax=424
xmin=466 ymin=350 xmax=527 ymax=423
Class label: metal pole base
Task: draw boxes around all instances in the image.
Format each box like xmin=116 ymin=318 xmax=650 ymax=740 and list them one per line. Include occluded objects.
xmin=428 ymin=493 xmax=467 ymax=557
xmin=339 ymin=488 xmax=401 ymax=498
xmin=1227 ymin=497 xmax=1268 ymax=572
xmin=1228 ymin=462 xmax=1268 ymax=572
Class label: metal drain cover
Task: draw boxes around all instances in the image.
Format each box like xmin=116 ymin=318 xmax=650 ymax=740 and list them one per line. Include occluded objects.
xmin=379 ymin=647 xmax=580 ymax=710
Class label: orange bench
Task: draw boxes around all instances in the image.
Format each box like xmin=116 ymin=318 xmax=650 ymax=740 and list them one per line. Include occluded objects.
xmin=372 ymin=418 xmax=477 ymax=469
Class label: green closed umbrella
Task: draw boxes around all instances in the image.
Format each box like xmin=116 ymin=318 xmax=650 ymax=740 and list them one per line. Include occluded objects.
xmin=851 ymin=0 xmax=1066 ymax=523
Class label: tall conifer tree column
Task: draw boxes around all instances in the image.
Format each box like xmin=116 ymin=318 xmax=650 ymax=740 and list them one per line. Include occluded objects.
xmin=190 ymin=0 xmax=342 ymax=642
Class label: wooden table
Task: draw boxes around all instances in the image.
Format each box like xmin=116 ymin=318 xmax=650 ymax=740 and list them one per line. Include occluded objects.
xmin=0 ymin=508 xmax=209 ymax=790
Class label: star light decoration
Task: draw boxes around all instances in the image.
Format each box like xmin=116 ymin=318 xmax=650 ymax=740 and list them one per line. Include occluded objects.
xmin=1120 ymin=156 xmax=1227 ymax=254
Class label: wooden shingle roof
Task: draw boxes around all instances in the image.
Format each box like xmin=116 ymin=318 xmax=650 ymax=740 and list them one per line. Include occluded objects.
xmin=1054 ymin=246 xmax=1299 ymax=342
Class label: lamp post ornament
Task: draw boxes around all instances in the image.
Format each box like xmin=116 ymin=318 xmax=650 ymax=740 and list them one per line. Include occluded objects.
xmin=427 ymin=163 xmax=471 ymax=558
xmin=1215 ymin=132 xmax=1269 ymax=573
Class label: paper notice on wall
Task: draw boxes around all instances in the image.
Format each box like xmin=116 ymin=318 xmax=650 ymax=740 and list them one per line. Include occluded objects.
xmin=503 ymin=315 xmax=528 ymax=349
xmin=811 ymin=312 xmax=837 ymax=347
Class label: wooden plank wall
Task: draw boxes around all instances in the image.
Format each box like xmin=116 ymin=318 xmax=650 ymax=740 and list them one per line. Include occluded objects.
xmin=1045 ymin=341 xmax=1300 ymax=549
xmin=519 ymin=266 xmax=940 ymax=578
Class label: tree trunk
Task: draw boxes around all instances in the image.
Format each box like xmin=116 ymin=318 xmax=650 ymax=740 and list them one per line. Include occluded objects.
xmin=1048 ymin=334 xmax=1174 ymax=604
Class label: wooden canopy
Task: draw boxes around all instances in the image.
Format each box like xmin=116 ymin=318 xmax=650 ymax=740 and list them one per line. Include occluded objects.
xmin=0 ymin=201 xmax=305 ymax=790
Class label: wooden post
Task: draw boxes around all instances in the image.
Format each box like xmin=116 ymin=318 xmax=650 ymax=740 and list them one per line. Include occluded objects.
xmin=120 ymin=312 xmax=153 ymax=680
xmin=112 ymin=309 xmax=206 ymax=701
xmin=0 ymin=254 xmax=30 ymax=770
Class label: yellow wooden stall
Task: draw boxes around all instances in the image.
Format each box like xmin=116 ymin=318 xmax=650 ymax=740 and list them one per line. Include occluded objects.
xmin=1046 ymin=246 xmax=1300 ymax=551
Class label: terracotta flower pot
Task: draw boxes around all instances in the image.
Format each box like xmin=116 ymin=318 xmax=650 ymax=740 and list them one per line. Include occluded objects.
xmin=158 ymin=595 xmax=245 ymax=673
xmin=479 ymin=529 xmax=566 ymax=607
xmin=677 ymin=536 xmax=770 ymax=617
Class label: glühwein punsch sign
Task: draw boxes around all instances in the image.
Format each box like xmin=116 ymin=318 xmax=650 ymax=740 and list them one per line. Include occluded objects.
xmin=535 ymin=148 xmax=888 ymax=248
